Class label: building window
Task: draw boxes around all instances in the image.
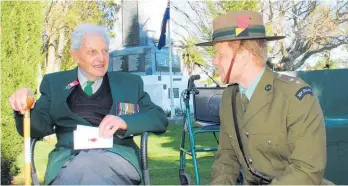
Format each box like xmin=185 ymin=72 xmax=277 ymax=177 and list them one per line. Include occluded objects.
xmin=168 ymin=88 xmax=179 ymax=99
xmin=163 ymin=84 xmax=167 ymax=89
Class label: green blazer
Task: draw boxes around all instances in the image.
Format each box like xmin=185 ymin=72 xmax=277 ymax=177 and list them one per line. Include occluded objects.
xmin=211 ymin=68 xmax=331 ymax=185
xmin=15 ymin=68 xmax=168 ymax=184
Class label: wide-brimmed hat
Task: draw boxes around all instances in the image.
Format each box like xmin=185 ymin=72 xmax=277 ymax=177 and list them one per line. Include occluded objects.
xmin=196 ymin=10 xmax=285 ymax=46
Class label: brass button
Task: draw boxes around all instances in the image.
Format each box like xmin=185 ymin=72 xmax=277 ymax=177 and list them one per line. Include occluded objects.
xmin=229 ymin=135 xmax=233 ymax=138
xmin=267 ymin=140 xmax=271 ymax=144
xmin=245 ymin=132 xmax=249 ymax=137
xmin=248 ymin=158 xmax=253 ymax=164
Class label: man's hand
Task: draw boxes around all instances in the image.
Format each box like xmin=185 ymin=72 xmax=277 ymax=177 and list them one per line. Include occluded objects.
xmin=99 ymin=115 xmax=127 ymax=138
xmin=9 ymin=88 xmax=35 ymax=114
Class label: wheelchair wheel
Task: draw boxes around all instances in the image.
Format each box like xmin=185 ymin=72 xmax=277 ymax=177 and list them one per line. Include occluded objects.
xmin=179 ymin=172 xmax=191 ymax=185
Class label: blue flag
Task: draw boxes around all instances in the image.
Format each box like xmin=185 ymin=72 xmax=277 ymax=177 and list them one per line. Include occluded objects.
xmin=158 ymin=3 xmax=170 ymax=50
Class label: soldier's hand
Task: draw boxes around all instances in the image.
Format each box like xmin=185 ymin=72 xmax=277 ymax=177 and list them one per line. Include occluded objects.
xmin=9 ymin=88 xmax=35 ymax=114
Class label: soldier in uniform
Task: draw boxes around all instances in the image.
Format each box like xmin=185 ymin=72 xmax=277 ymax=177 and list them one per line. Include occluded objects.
xmin=196 ymin=10 xmax=332 ymax=184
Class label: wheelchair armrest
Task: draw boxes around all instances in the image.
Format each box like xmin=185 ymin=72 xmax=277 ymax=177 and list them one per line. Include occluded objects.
xmin=140 ymin=132 xmax=150 ymax=185
xmin=30 ymin=138 xmax=41 ymax=185
xmin=140 ymin=132 xmax=149 ymax=170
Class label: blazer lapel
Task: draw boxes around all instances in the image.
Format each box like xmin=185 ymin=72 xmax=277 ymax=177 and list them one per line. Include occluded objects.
xmin=107 ymin=72 xmax=122 ymax=115
xmin=62 ymin=68 xmax=79 ymax=98
xmin=242 ymin=68 xmax=275 ymax=127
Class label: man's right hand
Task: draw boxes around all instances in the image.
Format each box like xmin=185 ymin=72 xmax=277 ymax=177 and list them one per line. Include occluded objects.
xmin=9 ymin=88 xmax=35 ymax=114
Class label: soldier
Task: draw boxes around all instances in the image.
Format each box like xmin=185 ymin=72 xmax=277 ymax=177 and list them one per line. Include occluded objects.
xmin=196 ymin=10 xmax=332 ymax=184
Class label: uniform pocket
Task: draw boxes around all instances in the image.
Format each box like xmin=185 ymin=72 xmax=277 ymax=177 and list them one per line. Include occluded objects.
xmin=250 ymin=132 xmax=290 ymax=171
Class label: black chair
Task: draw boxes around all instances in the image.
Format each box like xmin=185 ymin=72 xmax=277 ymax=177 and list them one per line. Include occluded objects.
xmin=30 ymin=132 xmax=150 ymax=185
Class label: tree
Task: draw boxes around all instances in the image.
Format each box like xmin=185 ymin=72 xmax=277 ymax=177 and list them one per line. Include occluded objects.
xmin=263 ymin=1 xmax=348 ymax=71
xmin=180 ymin=38 xmax=206 ymax=76
xmin=1 ymin=1 xmax=44 ymax=184
xmin=173 ymin=0 xmax=347 ymax=72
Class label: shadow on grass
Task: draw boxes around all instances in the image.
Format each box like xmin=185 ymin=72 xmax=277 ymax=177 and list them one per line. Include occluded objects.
xmin=156 ymin=124 xmax=219 ymax=152
xmin=148 ymin=155 xmax=214 ymax=185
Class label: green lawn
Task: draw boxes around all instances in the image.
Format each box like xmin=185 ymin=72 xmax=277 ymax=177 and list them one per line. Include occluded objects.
xmin=13 ymin=124 xmax=219 ymax=185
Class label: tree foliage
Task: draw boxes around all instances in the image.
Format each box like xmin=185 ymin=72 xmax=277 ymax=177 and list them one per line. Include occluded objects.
xmin=263 ymin=1 xmax=348 ymax=71
xmin=1 ymin=1 xmax=44 ymax=184
xmin=181 ymin=38 xmax=205 ymax=76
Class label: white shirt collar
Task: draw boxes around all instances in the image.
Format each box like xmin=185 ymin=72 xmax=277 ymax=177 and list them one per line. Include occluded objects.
xmin=77 ymin=67 xmax=103 ymax=93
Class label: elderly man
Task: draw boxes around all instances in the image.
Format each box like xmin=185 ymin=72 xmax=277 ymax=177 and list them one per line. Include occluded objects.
xmin=196 ymin=11 xmax=331 ymax=185
xmin=9 ymin=24 xmax=168 ymax=185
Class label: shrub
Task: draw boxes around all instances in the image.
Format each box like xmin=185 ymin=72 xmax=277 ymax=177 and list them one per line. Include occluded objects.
xmin=1 ymin=2 xmax=43 ymax=184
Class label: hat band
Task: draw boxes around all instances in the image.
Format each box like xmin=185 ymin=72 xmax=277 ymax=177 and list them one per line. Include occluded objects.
xmin=212 ymin=25 xmax=266 ymax=41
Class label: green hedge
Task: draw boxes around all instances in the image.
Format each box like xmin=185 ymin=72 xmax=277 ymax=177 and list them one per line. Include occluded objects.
xmin=1 ymin=2 xmax=43 ymax=184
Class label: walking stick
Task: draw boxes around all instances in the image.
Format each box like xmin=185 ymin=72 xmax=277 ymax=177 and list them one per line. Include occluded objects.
xmin=24 ymin=97 xmax=35 ymax=186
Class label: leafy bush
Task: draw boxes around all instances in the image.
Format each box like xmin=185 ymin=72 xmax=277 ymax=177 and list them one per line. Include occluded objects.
xmin=1 ymin=2 xmax=43 ymax=184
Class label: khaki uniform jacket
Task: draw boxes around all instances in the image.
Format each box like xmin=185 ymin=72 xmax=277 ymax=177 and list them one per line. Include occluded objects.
xmin=211 ymin=68 xmax=329 ymax=185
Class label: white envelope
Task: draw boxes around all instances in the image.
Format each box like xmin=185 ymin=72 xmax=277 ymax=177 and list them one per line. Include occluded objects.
xmin=76 ymin=125 xmax=98 ymax=132
xmin=73 ymin=125 xmax=113 ymax=150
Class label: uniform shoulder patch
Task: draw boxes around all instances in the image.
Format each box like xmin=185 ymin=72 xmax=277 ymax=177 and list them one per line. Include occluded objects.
xmin=295 ymin=86 xmax=313 ymax=100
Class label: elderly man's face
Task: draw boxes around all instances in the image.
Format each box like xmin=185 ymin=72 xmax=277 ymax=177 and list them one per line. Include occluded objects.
xmin=72 ymin=33 xmax=109 ymax=80
xmin=212 ymin=41 xmax=247 ymax=83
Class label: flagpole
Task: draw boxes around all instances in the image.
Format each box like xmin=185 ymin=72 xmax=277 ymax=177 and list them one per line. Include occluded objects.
xmin=168 ymin=0 xmax=174 ymax=118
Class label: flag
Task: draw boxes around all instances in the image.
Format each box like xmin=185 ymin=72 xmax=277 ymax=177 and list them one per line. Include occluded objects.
xmin=157 ymin=1 xmax=170 ymax=50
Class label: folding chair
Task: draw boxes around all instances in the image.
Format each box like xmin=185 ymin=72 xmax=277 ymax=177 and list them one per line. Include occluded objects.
xmin=30 ymin=132 xmax=150 ymax=185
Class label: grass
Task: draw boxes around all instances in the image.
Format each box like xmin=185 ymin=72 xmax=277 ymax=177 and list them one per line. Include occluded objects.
xmin=13 ymin=124 xmax=219 ymax=185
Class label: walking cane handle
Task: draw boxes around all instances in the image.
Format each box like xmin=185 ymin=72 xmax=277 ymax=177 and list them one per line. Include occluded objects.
xmin=26 ymin=97 xmax=35 ymax=111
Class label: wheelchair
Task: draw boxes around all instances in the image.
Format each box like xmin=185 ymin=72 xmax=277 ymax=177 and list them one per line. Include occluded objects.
xmin=29 ymin=132 xmax=150 ymax=185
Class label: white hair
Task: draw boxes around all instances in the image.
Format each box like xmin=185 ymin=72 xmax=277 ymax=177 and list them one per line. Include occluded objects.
xmin=71 ymin=23 xmax=110 ymax=50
